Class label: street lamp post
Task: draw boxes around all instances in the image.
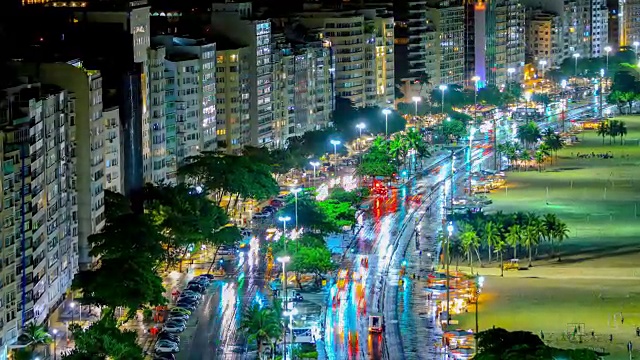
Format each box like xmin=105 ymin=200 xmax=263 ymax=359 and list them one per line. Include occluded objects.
xmin=382 ymin=108 xmax=392 ymax=138
xmin=278 ymin=216 xmax=291 ymax=252
xmin=524 ymin=92 xmax=532 ymax=122
xmin=309 ymin=161 xmax=319 ymax=186
xmin=356 ymin=123 xmax=366 ymax=150
xmin=276 ymin=256 xmax=291 ymax=360
xmin=538 ymin=59 xmax=547 ymax=79
xmin=634 ymin=41 xmax=639 ymax=56
xmin=411 ymin=96 xmax=421 ymax=118
xmin=330 ymin=140 xmax=341 ymax=174
xmin=70 ymin=302 xmax=76 ymax=325
xmin=475 ymin=276 xmax=484 ymax=353
xmin=561 ymin=79 xmax=567 ymax=132
xmin=52 ymin=328 xmax=58 ymax=360
xmin=291 ymin=188 xmax=301 ymax=233
xmin=600 ymin=68 xmax=605 ymax=119
xmin=468 ymin=127 xmax=477 ymax=194
xmin=445 ymin=222 xmax=454 ymax=327
xmin=605 ymin=46 xmax=612 ymax=72
xmin=471 ymin=76 xmax=480 ymax=124
xmin=439 ymin=85 xmax=447 ymax=114
xmin=573 ymin=53 xmax=580 ymax=82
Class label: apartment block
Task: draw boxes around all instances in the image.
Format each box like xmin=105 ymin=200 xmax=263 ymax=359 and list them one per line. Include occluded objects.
xmin=525 ymin=10 xmax=563 ymax=67
xmin=18 ymin=60 xmax=106 ymax=271
xmin=103 ymin=107 xmax=123 ymax=193
xmin=146 ymin=46 xmax=170 ymax=184
xmin=293 ymin=6 xmax=393 ymax=108
xmin=0 ymin=79 xmax=75 ymax=356
xmin=272 ymin=30 xmax=335 ymax=147
xmin=152 ymin=35 xmax=216 ymax=169
xmin=620 ymin=0 xmax=640 ymax=46
xmin=214 ymin=42 xmax=252 ymax=154
xmin=425 ymin=0 xmax=465 ymax=87
xmin=210 ymin=2 xmax=274 ymax=147
xmin=592 ymin=0 xmax=609 ymax=56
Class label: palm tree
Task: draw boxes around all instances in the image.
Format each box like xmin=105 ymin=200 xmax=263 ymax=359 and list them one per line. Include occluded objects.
xmin=20 ymin=323 xmax=52 ymax=351
xmin=505 ymin=224 xmax=521 ymax=259
xmin=616 ymin=121 xmax=628 ymax=144
xmin=596 ymin=121 xmax=609 ymax=145
xmin=542 ymin=131 xmax=564 ymax=163
xmin=523 ymin=221 xmax=541 ymax=267
xmin=389 ymin=135 xmax=408 ymax=172
xmin=542 ymin=213 xmax=559 ymax=257
xmin=403 ymin=128 xmax=430 ymax=172
xmin=484 ymin=221 xmax=501 ymax=264
xmin=460 ymin=223 xmax=481 ymax=273
xmin=552 ymin=221 xmax=570 ymax=261
xmin=240 ymin=304 xmax=282 ymax=359
xmin=534 ymin=143 xmax=551 ymax=171
xmin=493 ymin=237 xmax=506 ymax=277
xmin=609 ymin=119 xmax=619 ymax=144
xmin=518 ymin=150 xmax=531 ymax=171
xmin=517 ymin=121 xmax=542 ymax=149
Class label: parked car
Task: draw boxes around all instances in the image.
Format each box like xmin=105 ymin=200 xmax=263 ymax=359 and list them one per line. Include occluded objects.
xmin=240 ymin=228 xmax=252 ymax=237
xmin=153 ymin=353 xmax=176 ymax=360
xmin=199 ymin=273 xmax=216 ymax=281
xmin=175 ymin=302 xmax=196 ymax=312
xmin=181 ymin=289 xmax=202 ymax=298
xmin=170 ymin=307 xmax=191 ymax=316
xmin=155 ymin=340 xmax=180 ymax=353
xmin=190 ymin=278 xmax=210 ymax=286
xmin=162 ymin=321 xmax=186 ymax=333
xmin=262 ymin=205 xmax=277 ymax=213
xmin=270 ymin=199 xmax=284 ymax=207
xmin=252 ymin=212 xmax=270 ymax=219
xmin=167 ymin=313 xmax=189 ymax=322
xmin=158 ymin=331 xmax=181 ymax=344
xmin=186 ymin=284 xmax=206 ymax=293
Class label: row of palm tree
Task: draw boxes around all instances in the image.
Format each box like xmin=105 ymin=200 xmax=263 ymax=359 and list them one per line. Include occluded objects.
xmin=596 ymin=119 xmax=628 ymax=145
xmin=240 ymin=302 xmax=283 ymax=359
xmin=498 ymin=128 xmax=564 ymax=172
xmin=367 ymin=128 xmax=431 ymax=176
xmin=444 ymin=211 xmax=570 ymax=275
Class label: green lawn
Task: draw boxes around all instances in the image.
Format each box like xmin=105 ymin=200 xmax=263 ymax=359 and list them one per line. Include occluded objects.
xmin=453 ymin=116 xmax=640 ymax=359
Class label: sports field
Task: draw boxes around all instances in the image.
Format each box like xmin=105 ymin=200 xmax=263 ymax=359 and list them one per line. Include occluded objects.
xmin=455 ymin=116 xmax=640 ymax=359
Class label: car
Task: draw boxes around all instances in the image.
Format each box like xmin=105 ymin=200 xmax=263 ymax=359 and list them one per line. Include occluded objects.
xmin=240 ymin=228 xmax=253 ymax=237
xmin=153 ymin=354 xmax=176 ymax=360
xmin=252 ymin=212 xmax=270 ymax=219
xmin=262 ymin=205 xmax=277 ymax=213
xmin=177 ymin=296 xmax=200 ymax=304
xmin=199 ymin=273 xmax=216 ymax=280
xmin=162 ymin=322 xmax=186 ymax=333
xmin=175 ymin=302 xmax=196 ymax=311
xmin=275 ymin=194 xmax=288 ymax=202
xmin=270 ymin=199 xmax=284 ymax=207
xmin=217 ymin=246 xmax=237 ymax=255
xmin=186 ymin=284 xmax=206 ymax=293
xmin=194 ymin=275 xmax=212 ymax=283
xmin=167 ymin=313 xmax=189 ymax=322
xmin=238 ymin=242 xmax=250 ymax=252
xmin=155 ymin=340 xmax=179 ymax=353
xmin=170 ymin=307 xmax=191 ymax=315
xmin=189 ymin=278 xmax=209 ymax=287
xmin=158 ymin=331 xmax=181 ymax=344
xmin=181 ymin=290 xmax=202 ymax=298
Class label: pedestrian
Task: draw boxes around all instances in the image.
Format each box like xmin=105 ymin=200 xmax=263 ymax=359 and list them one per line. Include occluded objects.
xmin=622 ymin=314 xmax=625 ymax=325
xmin=540 ymin=331 xmax=545 ymax=341
xmin=628 ymin=341 xmax=633 ymax=353
xmin=591 ymin=330 xmax=595 ymax=338
xmin=636 ymin=326 xmax=640 ymax=337
xmin=610 ymin=334 xmax=613 ymax=342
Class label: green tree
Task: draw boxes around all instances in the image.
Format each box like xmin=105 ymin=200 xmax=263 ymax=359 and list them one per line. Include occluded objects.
xmin=328 ymin=187 xmax=363 ymax=206
xmin=18 ymin=323 xmax=52 ymax=352
xmin=460 ymin=223 xmax=481 ymax=273
xmin=240 ymin=304 xmax=282 ymax=359
xmin=596 ymin=121 xmax=609 ymax=144
xmin=356 ymin=137 xmax=396 ymax=177
xmin=523 ymin=214 xmax=542 ymax=267
xmin=289 ymin=245 xmax=336 ymax=288
xmin=484 ymin=221 xmax=501 ymax=264
xmin=440 ymin=118 xmax=467 ymax=143
xmin=317 ymin=199 xmax=357 ymax=229
xmin=551 ymin=220 xmax=570 ymax=261
xmin=534 ymin=144 xmax=551 ymax=171
xmin=63 ymin=312 xmax=144 ymax=360
xmin=493 ymin=237 xmax=506 ymax=277
xmin=517 ymin=121 xmax=542 ymax=149
xmin=542 ymin=129 xmax=564 ymax=163
xmin=505 ymin=224 xmax=521 ymax=259
xmin=278 ymin=194 xmax=338 ymax=234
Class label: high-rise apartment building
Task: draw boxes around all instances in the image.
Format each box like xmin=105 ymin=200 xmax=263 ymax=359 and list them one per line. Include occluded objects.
xmin=620 ymin=0 xmax=640 ymax=46
xmin=392 ymin=0 xmax=428 ymax=89
xmin=153 ymin=36 xmax=216 ymax=169
xmin=271 ymin=30 xmax=336 ymax=147
xmin=293 ymin=6 xmax=394 ymax=108
xmin=214 ymin=41 xmax=251 ymax=154
xmin=592 ymin=0 xmax=609 ymax=56
xmin=18 ymin=60 xmax=106 ymax=271
xmin=425 ymin=0 xmax=466 ymax=86
xmin=525 ymin=10 xmax=563 ymax=66
xmin=147 ymin=46 xmax=170 ymax=184
xmin=0 ymin=78 xmax=75 ymax=356
xmin=103 ymin=106 xmax=124 ymax=193
xmin=210 ymin=2 xmax=274 ymax=147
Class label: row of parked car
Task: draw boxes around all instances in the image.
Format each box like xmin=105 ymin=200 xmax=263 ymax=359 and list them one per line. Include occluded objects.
xmin=152 ymin=274 xmax=216 ymax=360
xmin=252 ymin=194 xmax=288 ymax=220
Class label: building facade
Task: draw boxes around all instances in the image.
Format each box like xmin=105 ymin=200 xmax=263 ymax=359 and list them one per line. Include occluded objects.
xmin=103 ymin=107 xmax=123 ymax=193
xmin=211 ymin=2 xmax=274 ymax=147
xmin=0 ymin=79 xmax=75 ymax=358
xmin=525 ymin=10 xmax=563 ymax=67
xmin=425 ymin=0 xmax=466 ymax=87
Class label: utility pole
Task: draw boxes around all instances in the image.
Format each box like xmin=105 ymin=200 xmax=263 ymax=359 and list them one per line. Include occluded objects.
xmin=599 ymin=69 xmax=604 ymax=119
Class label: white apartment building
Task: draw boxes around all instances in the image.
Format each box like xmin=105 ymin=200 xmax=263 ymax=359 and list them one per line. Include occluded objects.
xmin=147 ymin=46 xmax=170 ymax=184
xmin=153 ymin=35 xmax=216 ymax=169
xmin=102 ymin=107 xmax=123 ymax=193
xmin=21 ymin=60 xmax=106 ymax=271
xmin=211 ymin=2 xmax=274 ymax=146
xmin=294 ymin=6 xmax=394 ymax=108
xmin=591 ymin=0 xmax=609 ymax=56
xmin=425 ymin=1 xmax=466 ymax=86
xmin=0 ymin=79 xmax=75 ymax=358
xmin=526 ymin=11 xmax=563 ymax=67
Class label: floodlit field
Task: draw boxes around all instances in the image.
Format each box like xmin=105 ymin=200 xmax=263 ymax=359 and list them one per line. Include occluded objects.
xmin=454 ymin=116 xmax=640 ymax=359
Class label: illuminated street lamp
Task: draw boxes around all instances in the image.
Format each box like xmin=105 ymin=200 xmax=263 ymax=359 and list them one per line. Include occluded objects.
xmin=356 ymin=123 xmax=366 ymax=150
xmin=561 ymin=79 xmax=568 ymax=132
xmin=573 ymin=53 xmax=580 ymax=79
xmin=468 ymin=126 xmax=477 ymax=193
xmin=411 ymin=96 xmax=421 ymax=117
xmin=278 ymin=216 xmax=291 ymax=252
xmin=276 ymin=256 xmax=291 ymax=360
xmin=52 ymin=328 xmax=58 ymax=360
xmin=599 ymin=68 xmax=605 ymax=119
xmin=634 ymin=41 xmax=640 ymax=55
xmin=471 ymin=76 xmax=480 ymax=122
xmin=309 ymin=161 xmax=320 ymax=186
xmin=290 ymin=188 xmax=302 ymax=232
xmin=439 ymin=84 xmax=447 ymax=114
xmin=330 ymin=139 xmax=341 ymax=173
xmin=382 ymin=108 xmax=392 ymax=138
xmin=538 ymin=59 xmax=547 ymax=79
xmin=445 ymin=222 xmax=454 ymax=324
xmin=604 ymin=46 xmax=612 ymax=72
xmin=524 ymin=91 xmax=532 ymax=121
